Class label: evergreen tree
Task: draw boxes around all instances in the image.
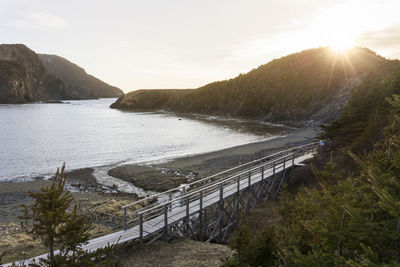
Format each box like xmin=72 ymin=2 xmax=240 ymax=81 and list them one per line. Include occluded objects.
xmin=20 ymin=164 xmax=94 ymax=266
xmin=222 ymin=95 xmax=400 ymax=266
xmin=221 ymin=225 xmax=278 ymax=267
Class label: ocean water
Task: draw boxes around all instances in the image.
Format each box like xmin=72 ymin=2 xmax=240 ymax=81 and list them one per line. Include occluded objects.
xmin=0 ymin=98 xmax=289 ymax=182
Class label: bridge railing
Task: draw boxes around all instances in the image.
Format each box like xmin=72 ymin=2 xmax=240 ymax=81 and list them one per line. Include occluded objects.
xmin=121 ymin=141 xmax=322 ymax=232
xmin=135 ymin=154 xmax=292 ymax=225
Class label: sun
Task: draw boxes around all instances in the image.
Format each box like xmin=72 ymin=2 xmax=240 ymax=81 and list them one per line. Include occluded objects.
xmin=329 ymin=35 xmax=354 ymax=53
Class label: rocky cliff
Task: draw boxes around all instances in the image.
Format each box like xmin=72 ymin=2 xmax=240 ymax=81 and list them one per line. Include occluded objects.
xmin=0 ymin=44 xmax=123 ymax=104
xmin=0 ymin=44 xmax=64 ymax=103
xmin=111 ymin=47 xmax=400 ymax=124
xmin=39 ymin=54 xmax=123 ymax=99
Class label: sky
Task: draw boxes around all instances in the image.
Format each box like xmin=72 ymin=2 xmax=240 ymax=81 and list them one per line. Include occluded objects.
xmin=1 ymin=0 xmax=400 ymax=93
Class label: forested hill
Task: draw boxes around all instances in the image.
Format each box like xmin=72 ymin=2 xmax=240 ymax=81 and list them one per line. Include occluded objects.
xmin=111 ymin=47 xmax=400 ymax=124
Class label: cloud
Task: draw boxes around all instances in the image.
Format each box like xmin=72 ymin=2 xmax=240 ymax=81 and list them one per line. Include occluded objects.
xmin=13 ymin=12 xmax=68 ymax=31
xmin=356 ymin=24 xmax=400 ymax=49
xmin=355 ymin=24 xmax=400 ymax=59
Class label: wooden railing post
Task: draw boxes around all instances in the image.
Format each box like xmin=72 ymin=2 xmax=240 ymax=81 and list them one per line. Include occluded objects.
xmin=283 ymin=156 xmax=286 ymax=170
xmin=273 ymin=161 xmax=276 ymax=175
xmin=139 ymin=213 xmax=143 ymax=247
xmin=248 ymin=171 xmax=251 ymax=188
xmin=237 ymin=176 xmax=240 ymax=194
xmin=186 ymin=196 xmax=190 ymax=220
xmin=292 ymin=153 xmax=295 ymax=167
xmin=123 ymin=208 xmax=127 ymax=230
xmin=261 ymin=166 xmax=264 ymax=181
xmin=219 ymin=183 xmax=223 ymax=204
xmin=164 ymin=204 xmax=168 ymax=236
xmin=169 ymin=191 xmax=172 ymax=211
xmin=185 ymin=196 xmax=190 ymax=237
xmin=199 ymin=190 xmax=203 ymax=240
xmin=199 ymin=190 xmax=203 ymax=213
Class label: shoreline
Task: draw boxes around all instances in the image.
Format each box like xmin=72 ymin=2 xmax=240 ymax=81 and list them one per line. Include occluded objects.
xmin=103 ymin=127 xmax=319 ymax=192
xmin=0 ymin=126 xmax=318 ymax=263
xmin=0 ymin=127 xmax=319 ymax=222
xmin=0 ymin=110 xmax=293 ymax=184
xmin=0 ymin=127 xmax=320 ymax=196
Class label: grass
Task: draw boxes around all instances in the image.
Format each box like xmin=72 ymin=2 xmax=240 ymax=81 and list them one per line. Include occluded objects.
xmin=119 ymin=238 xmax=232 ymax=267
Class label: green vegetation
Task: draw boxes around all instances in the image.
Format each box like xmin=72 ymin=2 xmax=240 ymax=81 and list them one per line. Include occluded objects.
xmin=222 ymin=95 xmax=400 ymax=266
xmin=111 ymin=47 xmax=399 ymax=123
xmin=20 ymin=164 xmax=121 ymax=267
xmin=221 ymin=226 xmax=278 ymax=267
xmin=324 ymin=65 xmax=400 ymax=153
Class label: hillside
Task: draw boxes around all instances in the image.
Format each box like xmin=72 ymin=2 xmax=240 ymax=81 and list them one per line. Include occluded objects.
xmin=111 ymin=47 xmax=400 ymax=124
xmin=0 ymin=44 xmax=123 ymax=104
xmin=39 ymin=54 xmax=124 ymax=99
xmin=324 ymin=66 xmax=400 ymax=152
xmin=0 ymin=44 xmax=64 ymax=103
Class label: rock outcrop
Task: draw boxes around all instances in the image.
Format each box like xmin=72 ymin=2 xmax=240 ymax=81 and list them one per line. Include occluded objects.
xmin=0 ymin=44 xmax=64 ymax=103
xmin=0 ymin=44 xmax=123 ymax=104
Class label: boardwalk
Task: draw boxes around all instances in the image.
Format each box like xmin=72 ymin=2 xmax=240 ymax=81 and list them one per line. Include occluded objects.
xmin=5 ymin=141 xmax=321 ymax=266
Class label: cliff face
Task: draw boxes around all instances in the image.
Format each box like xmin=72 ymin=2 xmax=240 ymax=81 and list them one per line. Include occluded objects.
xmin=0 ymin=44 xmax=124 ymax=104
xmin=39 ymin=54 xmax=124 ymax=99
xmin=0 ymin=44 xmax=64 ymax=103
xmin=111 ymin=47 xmax=400 ymax=124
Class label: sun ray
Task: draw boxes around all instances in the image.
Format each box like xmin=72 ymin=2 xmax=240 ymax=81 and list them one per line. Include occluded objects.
xmin=327 ymin=49 xmax=338 ymax=90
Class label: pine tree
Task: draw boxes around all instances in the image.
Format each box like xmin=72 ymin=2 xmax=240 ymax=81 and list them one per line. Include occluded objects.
xmin=21 ymin=163 xmax=91 ymax=265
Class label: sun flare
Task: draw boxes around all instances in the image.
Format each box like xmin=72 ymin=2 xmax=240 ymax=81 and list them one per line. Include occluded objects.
xmin=328 ymin=33 xmax=355 ymax=52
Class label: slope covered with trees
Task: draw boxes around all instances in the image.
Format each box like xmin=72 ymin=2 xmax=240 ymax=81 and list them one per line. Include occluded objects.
xmin=324 ymin=67 xmax=400 ymax=153
xmin=111 ymin=47 xmax=399 ymax=124
xmin=222 ymin=94 xmax=400 ymax=266
xmin=220 ymin=56 xmax=400 ymax=265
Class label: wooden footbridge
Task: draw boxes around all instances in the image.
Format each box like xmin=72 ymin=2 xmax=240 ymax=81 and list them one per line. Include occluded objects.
xmin=5 ymin=141 xmax=322 ymax=266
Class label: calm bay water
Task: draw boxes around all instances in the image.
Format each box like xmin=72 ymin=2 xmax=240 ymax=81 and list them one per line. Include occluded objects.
xmin=0 ymin=98 xmax=288 ymax=181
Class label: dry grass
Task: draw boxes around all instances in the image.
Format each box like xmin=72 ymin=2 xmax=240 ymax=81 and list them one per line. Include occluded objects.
xmin=81 ymin=198 xmax=147 ymax=230
xmin=0 ymin=223 xmax=46 ymax=263
xmin=119 ymin=238 xmax=232 ymax=267
xmin=0 ymin=198 xmax=144 ymax=264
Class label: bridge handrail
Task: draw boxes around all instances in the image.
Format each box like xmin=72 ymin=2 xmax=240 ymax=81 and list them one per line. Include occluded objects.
xmin=136 ymin=153 xmax=293 ymax=216
xmin=126 ymin=141 xmax=321 ymax=222
xmin=121 ymin=140 xmax=321 ymax=210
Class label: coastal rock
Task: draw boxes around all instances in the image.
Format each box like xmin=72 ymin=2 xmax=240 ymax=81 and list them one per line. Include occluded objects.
xmin=0 ymin=44 xmax=124 ymax=104
xmin=0 ymin=44 xmax=64 ymax=103
xmin=64 ymin=168 xmax=100 ymax=191
xmin=108 ymin=165 xmax=187 ymax=192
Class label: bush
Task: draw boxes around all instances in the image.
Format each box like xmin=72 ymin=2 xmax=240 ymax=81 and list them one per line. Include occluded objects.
xmin=221 ymin=225 xmax=278 ymax=267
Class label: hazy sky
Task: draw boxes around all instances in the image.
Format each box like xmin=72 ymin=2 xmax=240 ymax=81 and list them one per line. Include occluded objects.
xmin=1 ymin=0 xmax=400 ymax=92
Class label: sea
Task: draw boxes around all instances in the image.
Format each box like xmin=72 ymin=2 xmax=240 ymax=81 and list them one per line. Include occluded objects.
xmin=0 ymin=98 xmax=290 ymax=182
